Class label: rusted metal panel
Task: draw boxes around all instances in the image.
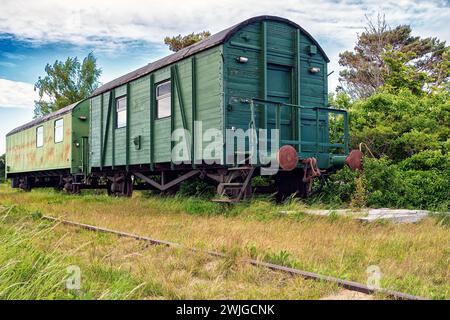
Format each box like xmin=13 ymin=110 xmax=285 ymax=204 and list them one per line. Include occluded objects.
xmin=6 ymin=100 xmax=88 ymax=175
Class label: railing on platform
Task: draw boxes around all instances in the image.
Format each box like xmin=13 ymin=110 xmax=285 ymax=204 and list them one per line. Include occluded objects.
xmin=249 ymin=98 xmax=349 ymax=155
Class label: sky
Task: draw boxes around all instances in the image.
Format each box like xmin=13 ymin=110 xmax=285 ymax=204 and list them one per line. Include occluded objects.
xmin=0 ymin=0 xmax=449 ymax=154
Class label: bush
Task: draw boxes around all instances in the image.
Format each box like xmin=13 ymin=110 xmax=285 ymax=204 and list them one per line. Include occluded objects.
xmin=363 ymin=157 xmax=404 ymax=207
xmin=312 ymin=166 xmax=359 ymax=205
xmin=398 ymin=150 xmax=450 ymax=171
xmin=349 ymin=90 xmax=449 ymax=162
xmin=178 ymin=178 xmax=215 ymax=198
xmin=325 ymin=89 xmax=450 ymax=210
xmin=317 ymin=157 xmax=449 ymax=211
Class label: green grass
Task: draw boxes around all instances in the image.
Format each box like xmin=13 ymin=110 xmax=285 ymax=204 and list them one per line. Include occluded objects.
xmin=0 ymin=184 xmax=449 ymax=299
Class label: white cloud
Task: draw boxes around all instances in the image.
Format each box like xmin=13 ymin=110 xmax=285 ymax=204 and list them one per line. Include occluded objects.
xmin=0 ymin=78 xmax=38 ymax=109
xmin=0 ymin=0 xmax=448 ymax=47
xmin=0 ymin=0 xmax=448 ymax=90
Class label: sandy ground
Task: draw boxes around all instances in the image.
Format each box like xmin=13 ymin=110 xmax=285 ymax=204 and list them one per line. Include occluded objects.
xmin=320 ymin=289 xmax=374 ymax=300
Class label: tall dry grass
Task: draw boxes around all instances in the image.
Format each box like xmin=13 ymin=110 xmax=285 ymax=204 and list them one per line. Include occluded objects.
xmin=0 ymin=185 xmax=448 ymax=299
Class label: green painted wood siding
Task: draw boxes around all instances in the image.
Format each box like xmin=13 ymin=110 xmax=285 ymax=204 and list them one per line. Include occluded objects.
xmin=89 ymin=46 xmax=223 ymax=169
xmin=70 ymin=99 xmax=90 ymax=174
xmin=223 ymin=20 xmax=330 ymax=162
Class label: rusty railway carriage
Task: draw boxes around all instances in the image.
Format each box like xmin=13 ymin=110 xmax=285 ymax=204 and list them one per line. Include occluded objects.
xmin=6 ymin=16 xmax=351 ymax=202
xmin=6 ymin=100 xmax=90 ymax=191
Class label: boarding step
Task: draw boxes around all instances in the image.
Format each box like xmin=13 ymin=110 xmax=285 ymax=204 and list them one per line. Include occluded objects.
xmin=219 ymin=182 xmax=244 ymax=188
xmin=227 ymin=166 xmax=254 ymax=171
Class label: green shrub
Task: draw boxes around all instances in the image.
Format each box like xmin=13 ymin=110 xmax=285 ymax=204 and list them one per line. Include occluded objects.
xmin=397 ymin=170 xmax=449 ymax=210
xmin=178 ymin=178 xmax=215 ymax=198
xmin=398 ymin=150 xmax=450 ymax=171
xmin=363 ymin=157 xmax=404 ymax=207
xmin=312 ymin=166 xmax=359 ymax=205
xmin=349 ymin=90 xmax=450 ymax=162
xmin=316 ymin=157 xmax=449 ymax=211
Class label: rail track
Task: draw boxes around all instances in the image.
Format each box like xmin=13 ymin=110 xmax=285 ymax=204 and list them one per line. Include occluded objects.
xmin=42 ymin=215 xmax=425 ymax=300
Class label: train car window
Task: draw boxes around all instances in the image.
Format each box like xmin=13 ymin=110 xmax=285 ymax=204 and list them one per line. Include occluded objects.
xmin=116 ymin=96 xmax=127 ymax=128
xmin=54 ymin=119 xmax=64 ymax=143
xmin=156 ymin=81 xmax=171 ymax=119
xmin=36 ymin=126 xmax=44 ymax=147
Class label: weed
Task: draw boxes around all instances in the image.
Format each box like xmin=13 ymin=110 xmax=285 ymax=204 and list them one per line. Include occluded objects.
xmin=430 ymin=212 xmax=450 ymax=228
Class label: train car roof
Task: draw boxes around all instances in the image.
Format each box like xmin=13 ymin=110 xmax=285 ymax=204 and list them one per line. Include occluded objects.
xmin=91 ymin=15 xmax=329 ymax=97
xmin=6 ymin=101 xmax=81 ymax=136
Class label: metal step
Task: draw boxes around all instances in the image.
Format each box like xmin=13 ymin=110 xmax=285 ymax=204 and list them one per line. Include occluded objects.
xmin=219 ymin=182 xmax=244 ymax=188
xmin=227 ymin=166 xmax=254 ymax=171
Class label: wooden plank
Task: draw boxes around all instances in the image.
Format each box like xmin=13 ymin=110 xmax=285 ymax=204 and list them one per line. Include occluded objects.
xmin=170 ymin=67 xmax=175 ymax=168
xmin=111 ymin=90 xmax=116 ymax=169
xmin=296 ymin=29 xmax=302 ymax=153
xmin=149 ymin=74 xmax=155 ymax=171
xmin=101 ymin=92 xmax=113 ymax=168
xmin=174 ymin=65 xmax=188 ymax=131
xmin=191 ymin=57 xmax=197 ymax=168
xmin=100 ymin=94 xmax=104 ymax=170
xmin=126 ymin=83 xmax=130 ymax=170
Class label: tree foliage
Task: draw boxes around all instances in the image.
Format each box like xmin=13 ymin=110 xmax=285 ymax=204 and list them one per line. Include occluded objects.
xmin=164 ymin=31 xmax=211 ymax=52
xmin=327 ymin=18 xmax=450 ymax=210
xmin=347 ymin=89 xmax=449 ymax=162
xmin=34 ymin=52 xmax=102 ymax=117
xmin=338 ymin=14 xmax=449 ymax=98
xmin=0 ymin=154 xmax=5 ymax=182
xmin=327 ymin=86 xmax=450 ymax=210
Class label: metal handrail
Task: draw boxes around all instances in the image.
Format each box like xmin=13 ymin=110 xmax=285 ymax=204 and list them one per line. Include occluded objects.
xmin=249 ymin=98 xmax=349 ymax=155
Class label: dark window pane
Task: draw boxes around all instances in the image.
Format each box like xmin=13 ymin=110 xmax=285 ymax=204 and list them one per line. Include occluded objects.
xmin=157 ymin=81 xmax=171 ymax=97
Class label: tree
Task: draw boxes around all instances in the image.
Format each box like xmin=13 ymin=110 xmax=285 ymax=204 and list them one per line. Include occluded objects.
xmin=338 ymin=14 xmax=448 ymax=99
xmin=348 ymin=89 xmax=449 ymax=161
xmin=382 ymin=49 xmax=429 ymax=95
xmin=0 ymin=154 xmax=5 ymax=183
xmin=34 ymin=52 xmax=102 ymax=117
xmin=164 ymin=31 xmax=211 ymax=52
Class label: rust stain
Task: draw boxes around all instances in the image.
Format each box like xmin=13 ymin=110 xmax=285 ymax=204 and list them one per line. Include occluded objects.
xmin=63 ymin=143 xmax=70 ymax=161
xmin=47 ymin=146 xmax=55 ymax=161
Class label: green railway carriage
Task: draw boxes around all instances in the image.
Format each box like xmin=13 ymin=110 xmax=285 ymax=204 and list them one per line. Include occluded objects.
xmin=6 ymin=16 xmax=352 ymax=201
xmin=5 ymin=100 xmax=90 ymax=190
xmin=88 ymin=15 xmax=349 ymax=200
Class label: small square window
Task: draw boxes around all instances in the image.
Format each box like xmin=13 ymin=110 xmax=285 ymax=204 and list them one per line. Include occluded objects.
xmin=156 ymin=81 xmax=171 ymax=119
xmin=36 ymin=126 xmax=44 ymax=147
xmin=54 ymin=118 xmax=64 ymax=143
xmin=116 ymin=96 xmax=127 ymax=128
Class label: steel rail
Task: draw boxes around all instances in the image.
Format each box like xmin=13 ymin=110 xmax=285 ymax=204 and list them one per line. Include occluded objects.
xmin=42 ymin=215 xmax=425 ymax=300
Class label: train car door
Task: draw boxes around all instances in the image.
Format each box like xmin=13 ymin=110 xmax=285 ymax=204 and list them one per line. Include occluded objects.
xmin=267 ymin=64 xmax=293 ymax=144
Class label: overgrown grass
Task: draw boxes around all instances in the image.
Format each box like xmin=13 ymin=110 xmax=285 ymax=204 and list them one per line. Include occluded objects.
xmin=0 ymin=206 xmax=154 ymax=299
xmin=0 ymin=185 xmax=449 ymax=299
xmin=0 ymin=200 xmax=342 ymax=300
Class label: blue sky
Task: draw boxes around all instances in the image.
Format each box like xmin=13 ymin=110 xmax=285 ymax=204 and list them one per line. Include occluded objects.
xmin=0 ymin=0 xmax=449 ymax=154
